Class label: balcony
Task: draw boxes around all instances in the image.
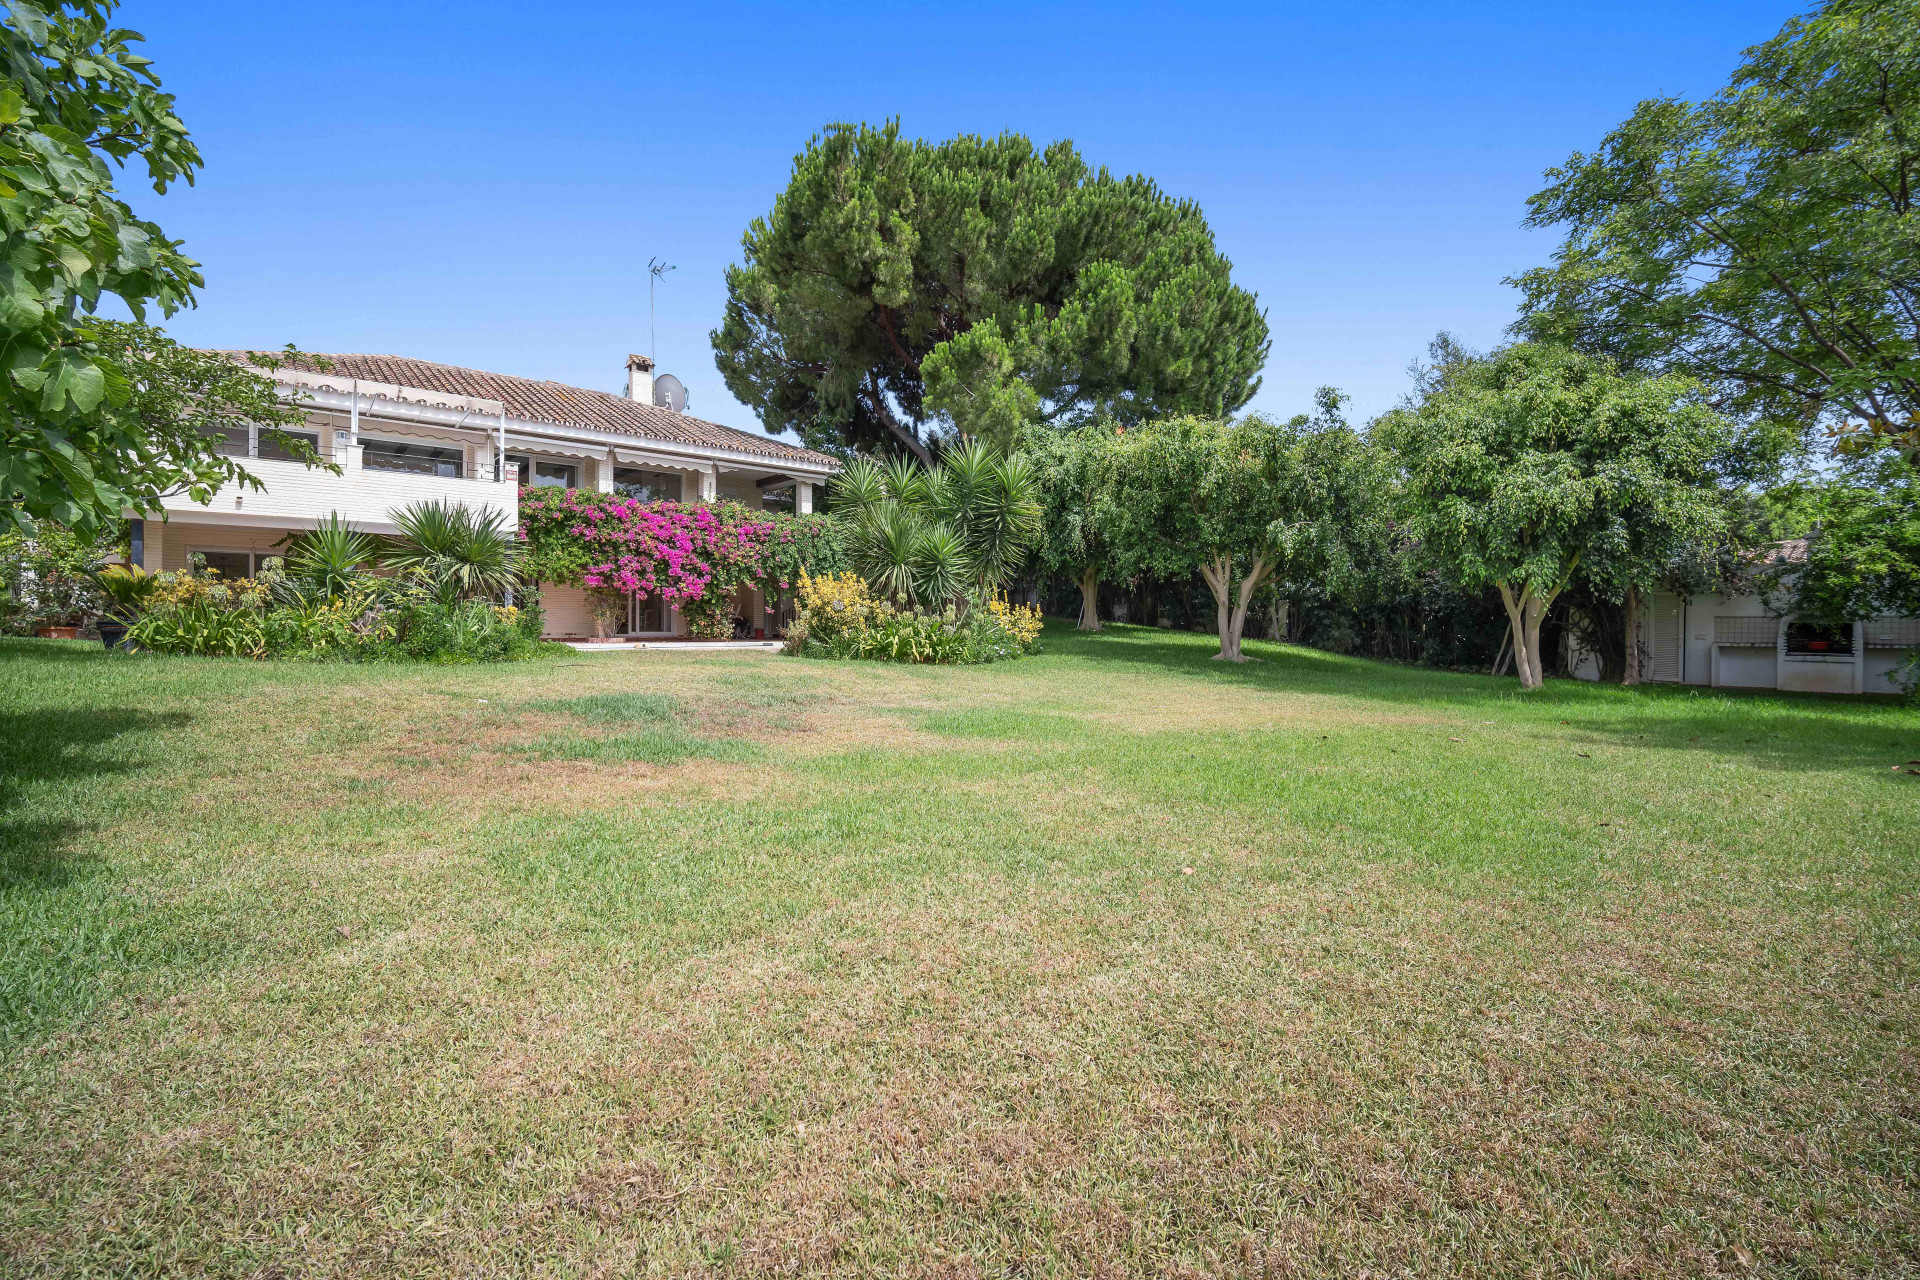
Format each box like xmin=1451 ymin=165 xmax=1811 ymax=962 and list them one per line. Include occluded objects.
xmin=158 ymin=455 xmax=517 ymax=536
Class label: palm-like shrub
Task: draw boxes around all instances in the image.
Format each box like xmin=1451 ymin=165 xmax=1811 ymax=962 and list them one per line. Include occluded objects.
xmin=834 ymin=441 xmax=1041 ymax=608
xmin=286 ymin=514 xmax=380 ymax=601
xmin=92 ymin=564 xmax=160 ymax=620
xmin=388 ymin=500 xmax=521 ymax=604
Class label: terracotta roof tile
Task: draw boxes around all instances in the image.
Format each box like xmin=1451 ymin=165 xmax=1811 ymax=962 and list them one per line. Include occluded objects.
xmin=266 ymin=352 xmax=837 ymax=469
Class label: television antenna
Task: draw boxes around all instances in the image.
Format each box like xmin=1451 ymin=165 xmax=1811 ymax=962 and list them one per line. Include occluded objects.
xmin=647 ymin=257 xmax=676 ymax=363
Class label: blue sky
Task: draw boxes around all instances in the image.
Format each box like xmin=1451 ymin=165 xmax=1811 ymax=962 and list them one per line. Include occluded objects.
xmin=121 ymin=1 xmax=1796 ymax=437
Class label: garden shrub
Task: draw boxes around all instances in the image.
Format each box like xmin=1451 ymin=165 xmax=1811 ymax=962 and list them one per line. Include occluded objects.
xmin=125 ymin=559 xmax=556 ymax=664
xmin=678 ymin=591 xmax=736 ymax=639
xmin=0 ymin=520 xmax=118 ymax=634
xmin=783 ymin=570 xmax=1042 ymax=664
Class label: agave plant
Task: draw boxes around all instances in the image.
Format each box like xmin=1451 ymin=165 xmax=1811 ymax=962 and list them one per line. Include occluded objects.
xmin=833 ymin=441 xmax=1041 ymax=608
xmin=388 ymin=500 xmax=522 ymax=604
xmin=285 ymin=513 xmax=380 ymax=601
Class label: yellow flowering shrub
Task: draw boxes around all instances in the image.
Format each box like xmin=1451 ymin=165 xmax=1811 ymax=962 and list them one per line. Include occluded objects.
xmin=798 ymin=570 xmax=877 ymax=617
xmin=785 ymin=570 xmax=1043 ymax=664
xmin=987 ymin=594 xmax=1043 ymax=648
xmin=786 ymin=569 xmax=882 ymax=651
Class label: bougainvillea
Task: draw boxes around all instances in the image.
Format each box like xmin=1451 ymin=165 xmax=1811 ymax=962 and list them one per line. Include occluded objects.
xmin=516 ymin=489 xmax=848 ymax=626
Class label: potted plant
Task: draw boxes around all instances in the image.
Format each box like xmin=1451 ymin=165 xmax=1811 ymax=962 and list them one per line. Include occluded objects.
xmin=0 ymin=520 xmax=115 ymax=640
xmin=93 ymin=564 xmax=160 ymax=649
xmin=31 ymin=566 xmax=98 ymax=639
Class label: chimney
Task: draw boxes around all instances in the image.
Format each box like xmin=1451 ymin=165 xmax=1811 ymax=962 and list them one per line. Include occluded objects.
xmin=626 ymin=353 xmax=655 ymax=404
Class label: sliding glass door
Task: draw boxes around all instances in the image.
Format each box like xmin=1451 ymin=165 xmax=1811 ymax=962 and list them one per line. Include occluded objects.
xmin=628 ymin=593 xmax=670 ymax=635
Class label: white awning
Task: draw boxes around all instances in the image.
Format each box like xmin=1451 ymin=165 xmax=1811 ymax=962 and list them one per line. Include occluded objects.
xmin=613 ymin=448 xmax=706 ymax=472
xmin=505 ymin=437 xmax=605 ymax=461
xmin=354 ymin=420 xmax=480 ymax=446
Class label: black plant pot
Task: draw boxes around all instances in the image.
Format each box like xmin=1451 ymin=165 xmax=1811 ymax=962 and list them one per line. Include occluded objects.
xmin=97 ymin=618 xmax=129 ymax=650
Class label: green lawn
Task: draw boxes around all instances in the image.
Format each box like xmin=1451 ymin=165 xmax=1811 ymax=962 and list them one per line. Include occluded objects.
xmin=2 ymin=626 xmax=1917 ymax=1277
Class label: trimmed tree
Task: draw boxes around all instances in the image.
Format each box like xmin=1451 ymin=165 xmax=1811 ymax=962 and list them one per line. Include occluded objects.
xmin=1378 ymin=344 xmax=1744 ymax=690
xmin=1512 ymin=0 xmax=1920 ymax=456
xmin=712 ymin=121 xmax=1268 ymax=461
xmin=1099 ymin=413 xmax=1349 ymax=662
xmin=1026 ymin=424 xmax=1119 ymax=629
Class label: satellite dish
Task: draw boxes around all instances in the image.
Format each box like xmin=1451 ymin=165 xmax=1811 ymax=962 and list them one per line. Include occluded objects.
xmin=652 ymin=373 xmax=688 ymax=413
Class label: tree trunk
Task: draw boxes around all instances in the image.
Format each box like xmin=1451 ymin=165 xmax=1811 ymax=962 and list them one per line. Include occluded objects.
xmin=1266 ymin=598 xmax=1289 ymax=641
xmin=1622 ymin=587 xmax=1642 ymax=686
xmin=1077 ymin=565 xmax=1102 ymax=631
xmin=1198 ymin=555 xmax=1237 ymax=660
xmin=1497 ymin=582 xmax=1538 ymax=690
xmin=1522 ymin=591 xmax=1548 ymax=688
xmin=1226 ymin=557 xmax=1271 ymax=661
xmin=1199 ymin=554 xmax=1272 ymax=662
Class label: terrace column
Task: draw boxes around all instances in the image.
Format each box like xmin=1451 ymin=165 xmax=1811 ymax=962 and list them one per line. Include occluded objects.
xmin=796 ymin=480 xmax=813 ymax=514
xmin=698 ymin=465 xmax=717 ymax=503
xmin=342 ymin=380 xmax=362 ymax=472
xmin=596 ymin=451 xmax=616 ymax=493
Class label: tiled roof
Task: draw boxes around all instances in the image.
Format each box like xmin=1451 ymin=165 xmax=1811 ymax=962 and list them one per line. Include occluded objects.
xmin=264 ymin=352 xmax=837 ymax=470
xmin=1766 ymin=538 xmax=1808 ymax=564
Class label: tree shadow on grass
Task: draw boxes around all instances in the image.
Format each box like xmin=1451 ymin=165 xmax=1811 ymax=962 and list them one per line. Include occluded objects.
xmin=0 ymin=636 xmax=125 ymax=663
xmin=1040 ymin=622 xmax=1919 ymax=774
xmin=0 ymin=706 xmax=193 ymax=1049
xmin=0 ymin=708 xmax=191 ymax=891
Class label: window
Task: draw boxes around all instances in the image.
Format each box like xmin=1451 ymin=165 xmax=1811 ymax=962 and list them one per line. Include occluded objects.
xmin=203 ymin=422 xmax=250 ymax=457
xmin=630 ymin=593 xmax=668 ymax=633
xmin=1868 ymin=618 xmax=1920 ymax=647
xmin=510 ymin=455 xmax=578 ymax=488
xmin=257 ymin=428 xmax=320 ymax=461
xmin=201 ymin=423 xmax=317 ymax=460
xmin=613 ymin=467 xmax=682 ymax=502
xmin=192 ymin=549 xmax=282 ymax=579
xmin=363 ymin=439 xmax=464 ymax=478
xmin=1714 ymin=616 xmax=1779 ymax=647
xmin=196 ymin=550 xmax=253 ymax=580
xmin=1784 ymin=621 xmax=1853 ymax=656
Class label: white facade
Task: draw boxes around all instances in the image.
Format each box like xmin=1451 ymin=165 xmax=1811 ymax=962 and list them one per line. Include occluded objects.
xmin=1569 ymin=586 xmax=1918 ymax=696
xmin=138 ymin=358 xmax=836 ymax=640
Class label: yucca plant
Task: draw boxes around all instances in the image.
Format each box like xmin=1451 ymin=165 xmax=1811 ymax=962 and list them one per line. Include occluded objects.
xmin=910 ymin=524 xmax=970 ymax=606
xmin=285 ymin=514 xmax=380 ymax=601
xmin=832 ymin=441 xmax=1041 ymax=609
xmin=388 ymin=500 xmax=522 ymax=604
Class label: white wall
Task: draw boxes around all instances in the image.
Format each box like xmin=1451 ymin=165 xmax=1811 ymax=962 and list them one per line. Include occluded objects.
xmin=160 ymin=454 xmax=517 ymax=536
xmin=1715 ymin=649 xmax=1778 ymax=689
xmin=1865 ymin=650 xmax=1911 ymax=693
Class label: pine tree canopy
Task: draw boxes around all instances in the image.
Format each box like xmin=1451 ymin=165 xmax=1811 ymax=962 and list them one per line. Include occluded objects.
xmin=711 ymin=121 xmax=1269 ymax=462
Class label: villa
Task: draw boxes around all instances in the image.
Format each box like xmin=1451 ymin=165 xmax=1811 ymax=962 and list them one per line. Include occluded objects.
xmin=133 ymin=352 xmax=840 ymax=640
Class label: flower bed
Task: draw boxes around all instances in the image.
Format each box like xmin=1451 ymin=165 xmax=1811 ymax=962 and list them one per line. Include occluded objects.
xmin=783 ymin=570 xmax=1042 ymax=664
xmin=121 ymin=561 xmax=552 ymax=663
